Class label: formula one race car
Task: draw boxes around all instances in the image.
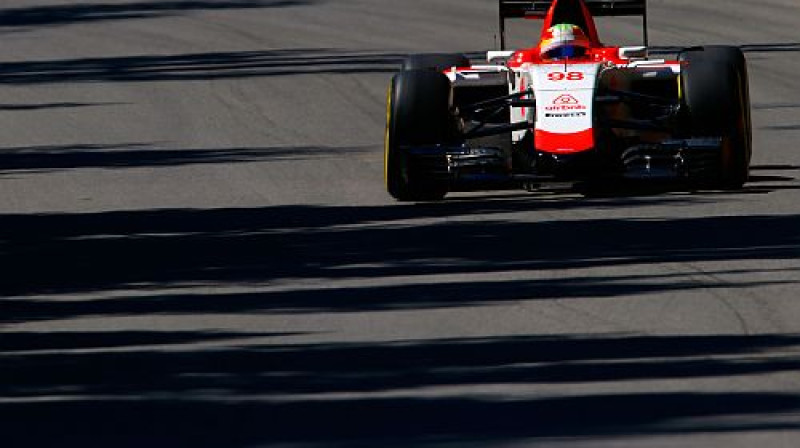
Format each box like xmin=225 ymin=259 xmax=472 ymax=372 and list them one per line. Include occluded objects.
xmin=384 ymin=0 xmax=751 ymax=201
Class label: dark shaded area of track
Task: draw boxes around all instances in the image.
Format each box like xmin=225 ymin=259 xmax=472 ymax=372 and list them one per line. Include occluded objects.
xmin=1 ymin=193 xmax=800 ymax=303
xmin=0 ymin=143 xmax=367 ymax=173
xmin=0 ymin=49 xmax=402 ymax=84
xmin=0 ymin=0 xmax=315 ymax=28
xmin=4 ymin=333 xmax=800 ymax=447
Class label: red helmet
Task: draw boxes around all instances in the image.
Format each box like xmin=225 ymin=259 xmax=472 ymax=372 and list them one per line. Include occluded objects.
xmin=539 ymin=24 xmax=591 ymax=60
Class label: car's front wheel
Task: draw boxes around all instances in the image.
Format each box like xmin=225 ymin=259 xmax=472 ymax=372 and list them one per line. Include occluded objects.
xmin=385 ymin=70 xmax=454 ymax=201
xmin=680 ymin=46 xmax=752 ymax=189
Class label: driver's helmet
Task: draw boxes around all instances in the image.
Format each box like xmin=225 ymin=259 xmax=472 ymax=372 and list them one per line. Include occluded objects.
xmin=539 ymin=24 xmax=591 ymax=60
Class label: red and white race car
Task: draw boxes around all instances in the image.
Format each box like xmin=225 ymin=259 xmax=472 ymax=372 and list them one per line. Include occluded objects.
xmin=384 ymin=0 xmax=751 ymax=201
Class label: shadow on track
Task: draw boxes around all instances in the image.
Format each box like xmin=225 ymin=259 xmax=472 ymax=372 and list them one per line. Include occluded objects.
xmin=0 ymin=102 xmax=120 ymax=111
xmin=0 ymin=144 xmax=369 ymax=174
xmin=751 ymin=165 xmax=800 ymax=171
xmin=651 ymin=42 xmax=800 ymax=56
xmin=0 ymin=44 xmax=795 ymax=85
xmin=753 ymin=103 xmax=800 ymax=111
xmin=763 ymin=124 xmax=800 ymax=131
xmin=0 ymin=0 xmax=315 ymax=28
xmin=1 ymin=200 xmax=798 ymax=302
xmin=0 ymin=330 xmax=295 ymax=353
xmin=0 ymin=49 xmax=403 ymax=84
xmin=740 ymin=43 xmax=800 ymax=53
xmin=3 ymin=332 xmax=800 ymax=446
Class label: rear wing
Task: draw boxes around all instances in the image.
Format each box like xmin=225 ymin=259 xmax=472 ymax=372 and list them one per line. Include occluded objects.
xmin=498 ymin=0 xmax=648 ymax=49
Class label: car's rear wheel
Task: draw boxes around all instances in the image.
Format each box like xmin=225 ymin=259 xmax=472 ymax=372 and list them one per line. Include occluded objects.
xmin=385 ymin=70 xmax=453 ymax=201
xmin=680 ymin=46 xmax=752 ymax=189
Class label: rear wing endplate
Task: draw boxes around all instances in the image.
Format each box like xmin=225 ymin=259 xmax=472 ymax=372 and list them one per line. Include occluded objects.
xmin=498 ymin=0 xmax=648 ymax=49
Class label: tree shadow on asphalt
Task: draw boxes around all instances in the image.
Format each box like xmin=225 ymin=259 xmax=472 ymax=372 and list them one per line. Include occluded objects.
xmin=650 ymin=43 xmax=800 ymax=56
xmin=0 ymin=43 xmax=795 ymax=85
xmin=0 ymin=0 xmax=315 ymax=29
xmin=0 ymin=102 xmax=121 ymax=111
xmin=3 ymin=331 xmax=800 ymax=446
xmin=2 ymin=183 xmax=799 ymax=446
xmin=763 ymin=124 xmax=800 ymax=131
xmin=0 ymin=330 xmax=294 ymax=353
xmin=753 ymin=103 xmax=800 ymax=111
xmin=0 ymin=49 xmax=403 ymax=84
xmin=0 ymin=144 xmax=369 ymax=174
xmin=1 ymin=198 xmax=798 ymax=301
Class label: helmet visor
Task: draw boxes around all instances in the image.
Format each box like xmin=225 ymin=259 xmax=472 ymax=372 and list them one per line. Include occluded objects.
xmin=544 ymin=45 xmax=586 ymax=60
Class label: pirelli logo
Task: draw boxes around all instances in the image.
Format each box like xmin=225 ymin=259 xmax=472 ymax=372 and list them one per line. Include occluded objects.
xmin=545 ymin=112 xmax=587 ymax=118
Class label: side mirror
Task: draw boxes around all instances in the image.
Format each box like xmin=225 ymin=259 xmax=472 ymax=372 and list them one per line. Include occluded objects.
xmin=619 ymin=46 xmax=648 ymax=60
xmin=487 ymin=50 xmax=515 ymax=65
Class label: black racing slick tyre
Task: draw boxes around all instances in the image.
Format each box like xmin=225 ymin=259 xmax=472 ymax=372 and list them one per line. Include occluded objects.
xmin=402 ymin=53 xmax=470 ymax=72
xmin=385 ymin=70 xmax=453 ymax=201
xmin=681 ymin=46 xmax=752 ymax=189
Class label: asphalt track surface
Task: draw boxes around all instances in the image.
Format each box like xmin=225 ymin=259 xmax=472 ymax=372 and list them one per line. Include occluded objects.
xmin=1 ymin=1 xmax=799 ymax=446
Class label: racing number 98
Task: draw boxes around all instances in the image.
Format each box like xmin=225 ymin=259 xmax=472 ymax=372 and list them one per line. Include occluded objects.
xmin=548 ymin=72 xmax=584 ymax=81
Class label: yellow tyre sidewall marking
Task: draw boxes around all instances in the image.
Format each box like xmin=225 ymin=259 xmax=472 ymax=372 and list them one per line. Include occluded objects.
xmin=384 ymin=82 xmax=393 ymax=189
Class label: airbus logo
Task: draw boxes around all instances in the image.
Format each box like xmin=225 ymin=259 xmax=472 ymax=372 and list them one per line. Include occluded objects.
xmin=545 ymin=94 xmax=587 ymax=112
xmin=553 ymin=94 xmax=579 ymax=105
